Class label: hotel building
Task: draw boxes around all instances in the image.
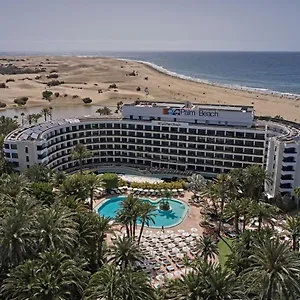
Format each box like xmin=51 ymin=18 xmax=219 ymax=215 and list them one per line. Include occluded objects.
xmin=3 ymin=101 xmax=300 ymax=198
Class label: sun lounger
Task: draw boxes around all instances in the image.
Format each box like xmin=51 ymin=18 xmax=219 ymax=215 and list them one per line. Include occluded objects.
xmin=176 ymin=263 xmax=185 ymax=269
xmin=166 ymin=266 xmax=175 ymax=272
xmin=162 ymin=260 xmax=171 ymax=266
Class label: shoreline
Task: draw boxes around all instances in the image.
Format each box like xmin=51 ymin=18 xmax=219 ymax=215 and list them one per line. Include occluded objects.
xmin=120 ymin=58 xmax=300 ymax=100
xmin=1 ymin=55 xmax=300 ymax=122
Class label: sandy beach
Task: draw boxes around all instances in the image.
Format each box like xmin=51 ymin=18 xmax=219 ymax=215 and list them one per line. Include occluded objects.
xmin=0 ymin=56 xmax=300 ymax=122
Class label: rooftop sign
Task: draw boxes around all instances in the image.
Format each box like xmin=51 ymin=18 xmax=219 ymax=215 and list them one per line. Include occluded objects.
xmin=162 ymin=108 xmax=219 ymax=117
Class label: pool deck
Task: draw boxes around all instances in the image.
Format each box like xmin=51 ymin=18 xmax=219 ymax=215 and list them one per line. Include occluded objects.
xmin=93 ymin=191 xmax=204 ymax=234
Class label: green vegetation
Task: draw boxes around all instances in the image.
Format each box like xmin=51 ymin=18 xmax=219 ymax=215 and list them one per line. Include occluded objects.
xmin=218 ymin=238 xmax=233 ymax=268
xmin=96 ymin=106 xmax=112 ymax=115
xmin=100 ymin=172 xmax=118 ymax=190
xmin=1 ymin=121 xmax=300 ymax=299
xmin=82 ymin=97 xmax=92 ymax=104
xmin=47 ymin=80 xmax=63 ymax=87
xmin=13 ymin=97 xmax=28 ymax=106
xmin=159 ymin=199 xmax=170 ymax=211
xmin=119 ymin=179 xmax=186 ymax=190
xmin=42 ymin=90 xmax=53 ymax=100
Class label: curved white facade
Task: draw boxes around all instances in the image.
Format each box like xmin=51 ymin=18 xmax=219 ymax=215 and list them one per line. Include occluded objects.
xmin=3 ymin=101 xmax=300 ymax=198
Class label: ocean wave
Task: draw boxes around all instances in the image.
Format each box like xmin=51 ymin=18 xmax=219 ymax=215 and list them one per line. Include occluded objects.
xmin=118 ymin=58 xmax=300 ymax=99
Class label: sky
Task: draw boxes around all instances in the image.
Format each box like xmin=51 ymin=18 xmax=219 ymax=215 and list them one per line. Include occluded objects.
xmin=0 ymin=0 xmax=300 ymax=52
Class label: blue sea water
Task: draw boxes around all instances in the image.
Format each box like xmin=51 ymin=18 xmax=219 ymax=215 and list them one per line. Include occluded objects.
xmin=97 ymin=196 xmax=188 ymax=228
xmin=2 ymin=51 xmax=300 ymax=96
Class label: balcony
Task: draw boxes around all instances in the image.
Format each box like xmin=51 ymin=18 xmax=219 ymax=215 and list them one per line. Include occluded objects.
xmin=284 ymin=148 xmax=297 ymax=154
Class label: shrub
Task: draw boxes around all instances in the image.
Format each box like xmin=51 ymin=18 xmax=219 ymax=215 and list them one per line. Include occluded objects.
xmin=64 ymin=94 xmax=68 ymax=97
xmin=35 ymin=75 xmax=41 ymax=80
xmin=14 ymin=97 xmax=28 ymax=106
xmin=72 ymin=95 xmax=79 ymax=99
xmin=6 ymin=78 xmax=15 ymax=83
xmin=82 ymin=97 xmax=92 ymax=104
xmin=108 ymin=83 xmax=117 ymax=89
xmin=50 ymin=69 xmax=57 ymax=73
xmin=0 ymin=83 xmax=7 ymax=88
xmin=100 ymin=173 xmax=118 ymax=190
xmin=47 ymin=80 xmax=61 ymax=87
xmin=159 ymin=200 xmax=170 ymax=211
xmin=144 ymin=76 xmax=148 ymax=80
xmin=47 ymin=73 xmax=59 ymax=79
xmin=136 ymin=87 xmax=141 ymax=91
xmin=0 ymin=102 xmax=6 ymax=108
xmin=98 ymin=89 xmax=103 ymax=93
xmin=42 ymin=90 xmax=53 ymax=100
xmin=54 ymin=92 xmax=60 ymax=97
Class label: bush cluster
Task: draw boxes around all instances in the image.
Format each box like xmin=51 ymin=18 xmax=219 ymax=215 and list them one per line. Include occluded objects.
xmin=14 ymin=97 xmax=28 ymax=106
xmin=108 ymin=83 xmax=117 ymax=89
xmin=54 ymin=92 xmax=60 ymax=97
xmin=0 ymin=102 xmax=6 ymax=108
xmin=47 ymin=80 xmax=64 ymax=87
xmin=0 ymin=82 xmax=7 ymax=88
xmin=82 ymin=97 xmax=92 ymax=104
xmin=6 ymin=78 xmax=15 ymax=83
xmin=118 ymin=179 xmax=186 ymax=190
xmin=47 ymin=73 xmax=59 ymax=79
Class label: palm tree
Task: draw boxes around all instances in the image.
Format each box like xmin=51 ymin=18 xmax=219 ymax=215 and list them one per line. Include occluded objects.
xmin=116 ymin=194 xmax=142 ymax=237
xmin=251 ymin=201 xmax=278 ymax=231
xmin=59 ymin=195 xmax=87 ymax=213
xmin=83 ymin=172 xmax=103 ymax=210
xmin=71 ymin=143 xmax=92 ymax=174
xmin=285 ymin=216 xmax=300 ymax=251
xmin=294 ymin=187 xmax=300 ymax=211
xmin=41 ymin=107 xmax=51 ymax=121
xmin=25 ymin=163 xmax=51 ymax=182
xmin=0 ymin=116 xmax=19 ymax=136
xmin=187 ymin=173 xmax=206 ymax=196
xmin=243 ymin=237 xmax=300 ymax=299
xmin=36 ymin=205 xmax=78 ymax=253
xmin=50 ymin=170 xmax=66 ymax=187
xmin=137 ymin=202 xmax=156 ymax=243
xmin=195 ymin=235 xmax=219 ymax=261
xmin=84 ymin=264 xmax=156 ymax=300
xmin=32 ymin=113 xmax=42 ymax=124
xmin=242 ymin=165 xmax=272 ymax=201
xmin=167 ymin=260 xmax=245 ymax=299
xmin=20 ymin=112 xmax=25 ymax=126
xmin=0 ymin=173 xmax=29 ymax=198
xmin=223 ymin=198 xmax=246 ymax=234
xmin=107 ymin=236 xmax=143 ymax=269
xmin=0 ymin=194 xmax=39 ymax=269
xmin=96 ymin=107 xmax=112 ymax=116
xmin=77 ymin=213 xmax=113 ymax=272
xmin=1 ymin=250 xmax=90 ymax=300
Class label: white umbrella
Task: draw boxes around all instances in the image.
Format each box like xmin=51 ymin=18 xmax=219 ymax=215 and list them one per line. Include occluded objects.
xmin=146 ymin=246 xmax=152 ymax=251
xmin=166 ymin=230 xmax=173 ymax=234
xmin=179 ymin=242 xmax=186 ymax=247
xmin=168 ymin=243 xmax=176 ymax=249
xmin=190 ymin=228 xmax=198 ymax=232
xmin=164 ymin=239 xmax=171 ymax=244
xmin=150 ymin=189 xmax=155 ymax=192
xmin=178 ymin=229 xmax=185 ymax=233
xmin=182 ymin=246 xmax=190 ymax=252
xmin=178 ymin=188 xmax=184 ymax=192
xmin=159 ymin=247 xmax=164 ymax=252
xmin=176 ymin=253 xmax=184 ymax=259
xmin=156 ymin=274 xmax=164 ymax=281
xmin=133 ymin=188 xmax=138 ymax=191
xmin=138 ymin=188 xmax=143 ymax=192
xmin=155 ymin=243 xmax=161 ymax=248
xmin=144 ymin=189 xmax=149 ymax=192
xmin=172 ymin=189 xmax=177 ymax=192
xmin=160 ymin=234 xmax=167 ymax=239
xmin=162 ymin=251 xmax=169 ymax=256
xmin=186 ymin=237 xmax=193 ymax=242
xmin=172 ymin=247 xmax=179 ymax=253
xmin=152 ymin=238 xmax=158 ymax=243
xmin=191 ymin=233 xmax=199 ymax=237
xmin=166 ymin=273 xmax=174 ymax=280
xmin=171 ymin=233 xmax=178 ymax=238
xmin=143 ymin=241 xmax=149 ymax=246
xmin=174 ymin=270 xmax=182 ymax=277
xmin=161 ymin=189 xmax=165 ymax=192
xmin=127 ymin=187 xmax=133 ymax=191
xmin=190 ymin=241 xmax=196 ymax=246
xmin=182 ymin=232 xmax=190 ymax=237
xmin=175 ymin=237 xmax=182 ymax=243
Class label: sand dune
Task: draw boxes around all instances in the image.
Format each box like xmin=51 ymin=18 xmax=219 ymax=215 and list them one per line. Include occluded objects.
xmin=0 ymin=56 xmax=299 ymax=122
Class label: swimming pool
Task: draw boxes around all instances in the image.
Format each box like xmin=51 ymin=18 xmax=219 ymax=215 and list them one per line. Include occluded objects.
xmin=96 ymin=196 xmax=189 ymax=228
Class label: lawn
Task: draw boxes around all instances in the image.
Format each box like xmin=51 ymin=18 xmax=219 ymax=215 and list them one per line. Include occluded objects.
xmin=218 ymin=237 xmax=234 ymax=268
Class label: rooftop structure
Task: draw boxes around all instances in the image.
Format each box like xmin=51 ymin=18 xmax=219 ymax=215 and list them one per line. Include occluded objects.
xmin=3 ymin=101 xmax=300 ymax=199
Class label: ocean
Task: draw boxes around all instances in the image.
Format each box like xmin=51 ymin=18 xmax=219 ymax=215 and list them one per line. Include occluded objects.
xmin=1 ymin=51 xmax=300 ymax=96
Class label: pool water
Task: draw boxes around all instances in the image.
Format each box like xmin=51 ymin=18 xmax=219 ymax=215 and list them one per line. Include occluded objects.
xmin=97 ymin=196 xmax=188 ymax=228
